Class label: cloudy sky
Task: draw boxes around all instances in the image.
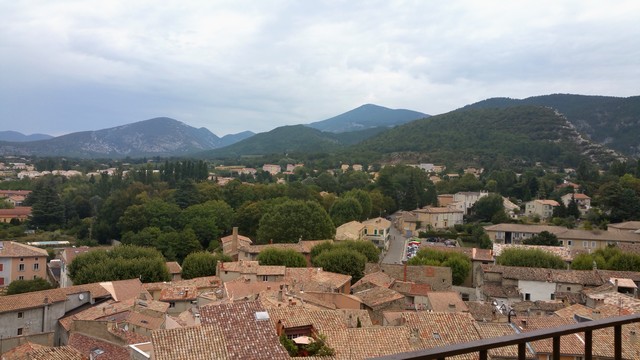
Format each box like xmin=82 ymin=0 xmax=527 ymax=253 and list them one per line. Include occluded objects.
xmin=1 ymin=1 xmax=639 ymax=137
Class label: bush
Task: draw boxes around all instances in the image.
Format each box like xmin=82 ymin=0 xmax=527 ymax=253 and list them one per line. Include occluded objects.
xmin=257 ymin=248 xmax=307 ymax=267
xmin=408 ymin=248 xmax=471 ymax=285
xmin=312 ymin=248 xmax=367 ymax=283
xmin=496 ymin=248 xmax=566 ymax=269
xmin=181 ymin=251 xmax=232 ymax=279
xmin=6 ymin=278 xmax=53 ymax=295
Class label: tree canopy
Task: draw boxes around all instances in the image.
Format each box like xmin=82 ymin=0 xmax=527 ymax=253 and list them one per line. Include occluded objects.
xmin=496 ymin=248 xmax=566 ymax=269
xmin=257 ymin=200 xmax=335 ymax=243
xmin=522 ymin=231 xmax=561 ymax=246
xmin=257 ymin=248 xmax=307 ymax=267
xmin=407 ymin=248 xmax=471 ymax=286
xmin=181 ymin=251 xmax=231 ymax=279
xmin=6 ymin=278 xmax=53 ymax=295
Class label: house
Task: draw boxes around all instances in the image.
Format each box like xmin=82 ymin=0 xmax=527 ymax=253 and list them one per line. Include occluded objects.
xmin=0 ymin=207 xmax=31 ymax=223
xmin=237 ymin=239 xmax=330 ymax=267
xmin=221 ymin=227 xmax=252 ymax=261
xmin=524 ymin=199 xmax=560 ymax=220
xmin=352 ymin=164 xmax=363 ymax=171
xmin=285 ymin=267 xmax=352 ymax=294
xmin=0 ymin=241 xmax=48 ymax=287
xmin=261 ymin=164 xmax=281 ymax=175
xmin=413 ymin=206 xmax=464 ymax=230
xmin=216 ymin=260 xmax=286 ymax=283
xmin=285 ymin=163 xmax=304 ymax=172
xmin=352 ymin=286 xmax=405 ymax=324
xmin=335 ymin=221 xmax=365 ymax=241
xmin=437 ymin=194 xmax=454 ymax=207
xmin=362 ymin=217 xmax=391 ymax=250
xmin=560 ymin=193 xmax=591 ymax=215
xmin=453 ymin=191 xmax=488 ymax=214
xmin=365 ymin=263 xmax=452 ymax=291
xmin=165 ymin=262 xmax=182 ymax=281
xmin=424 ymin=291 xmax=469 ymax=313
xmin=397 ymin=211 xmax=419 ymax=237
xmin=143 ymin=276 xmax=223 ymax=303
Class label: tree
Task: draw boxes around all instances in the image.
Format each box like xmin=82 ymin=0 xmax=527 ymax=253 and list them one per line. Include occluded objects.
xmin=566 ymin=197 xmax=581 ymax=219
xmin=28 ymin=177 xmax=65 ymax=230
xmin=257 ymin=200 xmax=335 ymax=243
xmin=312 ymin=248 xmax=367 ymax=283
xmin=6 ymin=278 xmax=53 ymax=295
xmin=310 ymin=240 xmax=380 ymax=264
xmin=496 ymin=248 xmax=565 ymax=269
xmin=522 ymin=231 xmax=561 ymax=246
xmin=469 ymin=194 xmax=505 ymax=222
xmin=181 ymin=251 xmax=231 ymax=279
xmin=344 ymin=189 xmax=372 ymax=220
xmin=571 ymin=253 xmax=605 ymax=270
xmin=329 ymin=198 xmax=362 ymax=226
xmin=257 ymin=248 xmax=307 ymax=267
xmin=156 ymin=228 xmax=203 ymax=263
xmin=68 ymin=245 xmax=171 ymax=284
xmin=407 ymin=248 xmax=471 ymax=286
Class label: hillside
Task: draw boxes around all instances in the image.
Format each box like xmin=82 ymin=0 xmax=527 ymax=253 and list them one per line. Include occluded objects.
xmin=460 ymin=94 xmax=640 ymax=157
xmin=0 ymin=131 xmax=53 ymax=142
xmin=350 ymin=106 xmax=623 ymax=168
xmin=306 ymin=104 xmax=428 ymax=133
xmin=0 ymin=118 xmax=247 ymax=158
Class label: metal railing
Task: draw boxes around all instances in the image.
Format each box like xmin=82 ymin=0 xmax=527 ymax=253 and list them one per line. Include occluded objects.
xmin=369 ymin=313 xmax=640 ymax=360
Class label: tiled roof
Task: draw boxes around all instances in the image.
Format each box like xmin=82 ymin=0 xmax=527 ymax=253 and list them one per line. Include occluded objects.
xmin=352 ymin=271 xmax=395 ymax=290
xmin=510 ymin=300 xmax=566 ymax=315
xmin=1 ymin=341 xmax=48 ymax=359
xmin=514 ymin=316 xmax=583 ymax=355
xmin=268 ymin=307 xmax=371 ymax=332
xmin=143 ymin=276 xmax=222 ymax=292
xmin=415 ymin=206 xmax=463 ymax=214
xmin=472 ymin=248 xmax=494 ymax=262
xmin=159 ymin=285 xmax=198 ymax=301
xmin=481 ymin=282 xmax=520 ymax=299
xmin=0 ymin=282 xmax=110 ymax=314
xmin=555 ymin=303 xmax=632 ymax=320
xmin=465 ymin=301 xmax=498 ymax=322
xmin=390 ymin=281 xmax=432 ymax=296
xmin=68 ymin=332 xmax=130 ymax=360
xmin=362 ymin=216 xmax=391 ymax=228
xmin=608 ymin=221 xmax=640 ymax=231
xmin=224 ymin=278 xmax=284 ymax=300
xmin=99 ymin=278 xmax=147 ymax=302
xmin=218 ymin=260 xmax=285 ymax=276
xmin=474 ymin=322 xmax=535 ymax=359
xmin=152 ymin=324 xmax=228 ymax=360
xmin=61 ymin=246 xmax=92 ymax=264
xmin=0 ymin=207 xmax=32 ymax=217
xmin=336 ymin=221 xmax=365 ymax=240
xmin=285 ymin=268 xmax=351 ymax=292
xmin=551 ymin=269 xmax=603 ymax=286
xmin=0 ymin=240 xmax=48 ymax=257
xmin=108 ymin=325 xmax=150 ymax=344
xmin=199 ymin=301 xmax=289 ymax=359
xmin=598 ymin=269 xmax=640 ymax=282
xmin=354 ymin=286 xmax=404 ymax=308
xmin=165 ymin=261 xmax=182 ymax=274
xmin=3 ymin=346 xmax=84 ymax=360
xmin=483 ymin=223 xmax=565 ymax=234
xmin=425 ymin=291 xmax=468 ymax=312
xmin=322 ymin=326 xmax=427 ymax=359
xmin=126 ymin=310 xmax=165 ymax=330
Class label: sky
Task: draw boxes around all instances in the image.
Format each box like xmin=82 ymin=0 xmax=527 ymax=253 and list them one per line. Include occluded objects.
xmin=1 ymin=1 xmax=639 ymax=137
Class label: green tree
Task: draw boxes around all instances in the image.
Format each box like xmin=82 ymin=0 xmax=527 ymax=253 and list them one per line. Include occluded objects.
xmin=496 ymin=248 xmax=565 ymax=269
xmin=469 ymin=194 xmax=505 ymax=222
xmin=407 ymin=248 xmax=471 ymax=286
xmin=68 ymin=245 xmax=171 ymax=284
xmin=156 ymin=229 xmax=203 ymax=263
xmin=312 ymin=248 xmax=366 ymax=283
xmin=257 ymin=200 xmax=335 ymax=243
xmin=257 ymin=248 xmax=307 ymax=267
xmin=28 ymin=178 xmax=65 ymax=230
xmin=571 ymin=253 xmax=606 ymax=270
xmin=310 ymin=240 xmax=380 ymax=264
xmin=344 ymin=189 xmax=372 ymax=220
xmin=180 ymin=200 xmax=234 ymax=247
xmin=522 ymin=231 xmax=561 ymax=246
xmin=181 ymin=251 xmax=232 ymax=279
xmin=6 ymin=278 xmax=53 ymax=295
xmin=329 ymin=197 xmax=362 ymax=226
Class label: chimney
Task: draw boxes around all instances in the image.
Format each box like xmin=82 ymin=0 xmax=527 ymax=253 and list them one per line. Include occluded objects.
xmin=591 ymin=310 xmax=601 ymax=320
xmin=614 ymin=279 xmax=619 ymax=292
xmin=408 ymin=328 xmax=420 ymax=344
xmin=231 ymin=227 xmax=239 ymax=254
xmin=448 ymin=303 xmax=456 ymax=312
xmin=278 ymin=284 xmax=284 ymax=302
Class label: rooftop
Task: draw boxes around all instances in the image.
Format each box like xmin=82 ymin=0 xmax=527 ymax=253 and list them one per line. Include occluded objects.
xmin=0 ymin=240 xmax=48 ymax=257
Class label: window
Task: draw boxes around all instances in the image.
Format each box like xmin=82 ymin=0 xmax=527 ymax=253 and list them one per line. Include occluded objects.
xmin=35 ymin=257 xmax=38 ymax=261
xmin=567 ymin=287 xmax=571 ymax=291
xmin=525 ymin=293 xmax=531 ymax=301
xmin=559 ymin=240 xmax=564 ymax=246
xmin=550 ymin=294 xmax=555 ymax=300
xmin=18 ymin=276 xmax=24 ymax=280
xmin=591 ymin=241 xmax=596 ymax=248
xmin=20 ymin=258 xmax=24 ymax=262
xmin=0 ymin=263 xmax=3 ymax=271
xmin=33 ymin=263 xmax=39 ymax=271
xmin=19 ymin=264 xmax=25 ymax=271
xmin=567 ymin=240 xmax=572 ymax=246
xmin=583 ymin=241 xmax=588 ymax=248
xmin=17 ymin=328 xmax=23 ymax=336
xmin=0 ymin=277 xmax=4 ymax=286
xmin=169 ymin=302 xmax=176 ymax=308
xmin=18 ymin=312 xmax=23 ymax=318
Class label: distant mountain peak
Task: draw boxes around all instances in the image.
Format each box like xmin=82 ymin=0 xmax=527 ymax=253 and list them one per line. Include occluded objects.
xmin=306 ymin=104 xmax=429 ymax=133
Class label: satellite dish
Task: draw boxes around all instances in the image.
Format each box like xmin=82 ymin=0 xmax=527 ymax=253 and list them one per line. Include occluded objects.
xmin=78 ymin=294 xmax=85 ymax=300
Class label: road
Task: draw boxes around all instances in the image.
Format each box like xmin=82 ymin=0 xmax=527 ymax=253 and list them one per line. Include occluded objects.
xmin=382 ymin=217 xmax=408 ymax=264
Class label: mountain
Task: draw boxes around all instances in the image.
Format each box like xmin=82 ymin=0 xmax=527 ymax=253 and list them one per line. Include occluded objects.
xmin=219 ymin=131 xmax=255 ymax=147
xmin=0 ymin=131 xmax=53 ymax=142
xmin=306 ymin=104 xmax=428 ymax=133
xmin=459 ymin=94 xmax=640 ymax=157
xmin=0 ymin=118 xmax=249 ymax=158
xmin=199 ymin=125 xmax=345 ymax=158
xmin=350 ymin=106 xmax=623 ymax=168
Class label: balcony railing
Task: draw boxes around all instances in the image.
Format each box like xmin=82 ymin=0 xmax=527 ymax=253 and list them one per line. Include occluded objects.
xmin=369 ymin=313 xmax=640 ymax=360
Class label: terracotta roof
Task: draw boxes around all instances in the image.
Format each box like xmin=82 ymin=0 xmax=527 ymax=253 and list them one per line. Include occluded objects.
xmin=143 ymin=276 xmax=222 ymax=292
xmin=0 ymin=282 xmax=110 ymax=314
xmin=465 ymin=301 xmax=498 ymax=322
xmin=551 ymin=269 xmax=603 ymax=286
xmin=0 ymin=207 xmax=32 ymax=217
xmin=472 ymin=248 xmax=494 ymax=262
xmin=362 ymin=216 xmax=391 ymax=228
xmin=352 ymin=271 xmax=395 ymax=290
xmin=99 ymin=278 xmax=147 ymax=302
xmin=285 ymin=268 xmax=351 ymax=292
xmin=224 ymin=278 xmax=284 ymax=300
xmin=474 ymin=322 xmax=535 ymax=359
xmin=152 ymin=324 xmax=229 ymax=360
xmin=220 ymin=233 xmax=252 ymax=244
xmin=1 ymin=342 xmax=48 ymax=359
xmin=481 ymin=282 xmax=520 ymax=299
xmin=336 ymin=221 xmax=365 ymax=240
xmin=353 ymin=286 xmax=404 ymax=308
xmin=108 ymin=326 xmax=150 ymax=344
xmin=514 ymin=316 xmax=583 ymax=355
xmin=0 ymin=240 xmax=48 ymax=257
xmin=61 ymin=246 xmax=92 ymax=264
xmin=268 ymin=307 xmax=371 ymax=332
xmin=510 ymin=300 xmax=566 ymax=315
xmin=425 ymin=291 xmax=469 ymax=312
xmin=68 ymin=332 xmax=130 ymax=360
xmin=2 ymin=345 xmax=83 ymax=360
xmin=159 ymin=285 xmax=198 ymax=302
xmin=219 ymin=260 xmax=285 ymax=276
xmin=199 ymin=301 xmax=289 ymax=359
xmin=608 ymin=221 xmax=640 ymax=231
xmin=322 ymin=326 xmax=428 ymax=359
xmin=484 ymin=223 xmax=565 ymax=234
xmin=555 ymin=303 xmax=632 ymax=320
xmin=415 ymin=206 xmax=463 ymax=214
xmin=390 ymin=281 xmax=432 ymax=296
xmin=598 ymin=269 xmax=640 ymax=282
xmin=165 ymin=261 xmax=181 ymax=274
xmin=559 ymin=228 xmax=640 ymax=242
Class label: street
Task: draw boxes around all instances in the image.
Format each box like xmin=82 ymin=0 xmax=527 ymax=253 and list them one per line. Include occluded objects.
xmin=382 ymin=216 xmax=408 ymax=264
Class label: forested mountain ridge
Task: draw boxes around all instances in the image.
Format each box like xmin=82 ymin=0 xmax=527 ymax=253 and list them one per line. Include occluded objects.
xmin=459 ymin=94 xmax=640 ymax=157
xmin=0 ymin=117 xmax=253 ymax=158
xmin=350 ymin=106 xmax=623 ymax=169
xmin=306 ymin=104 xmax=428 ymax=133
xmin=0 ymin=131 xmax=53 ymax=142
